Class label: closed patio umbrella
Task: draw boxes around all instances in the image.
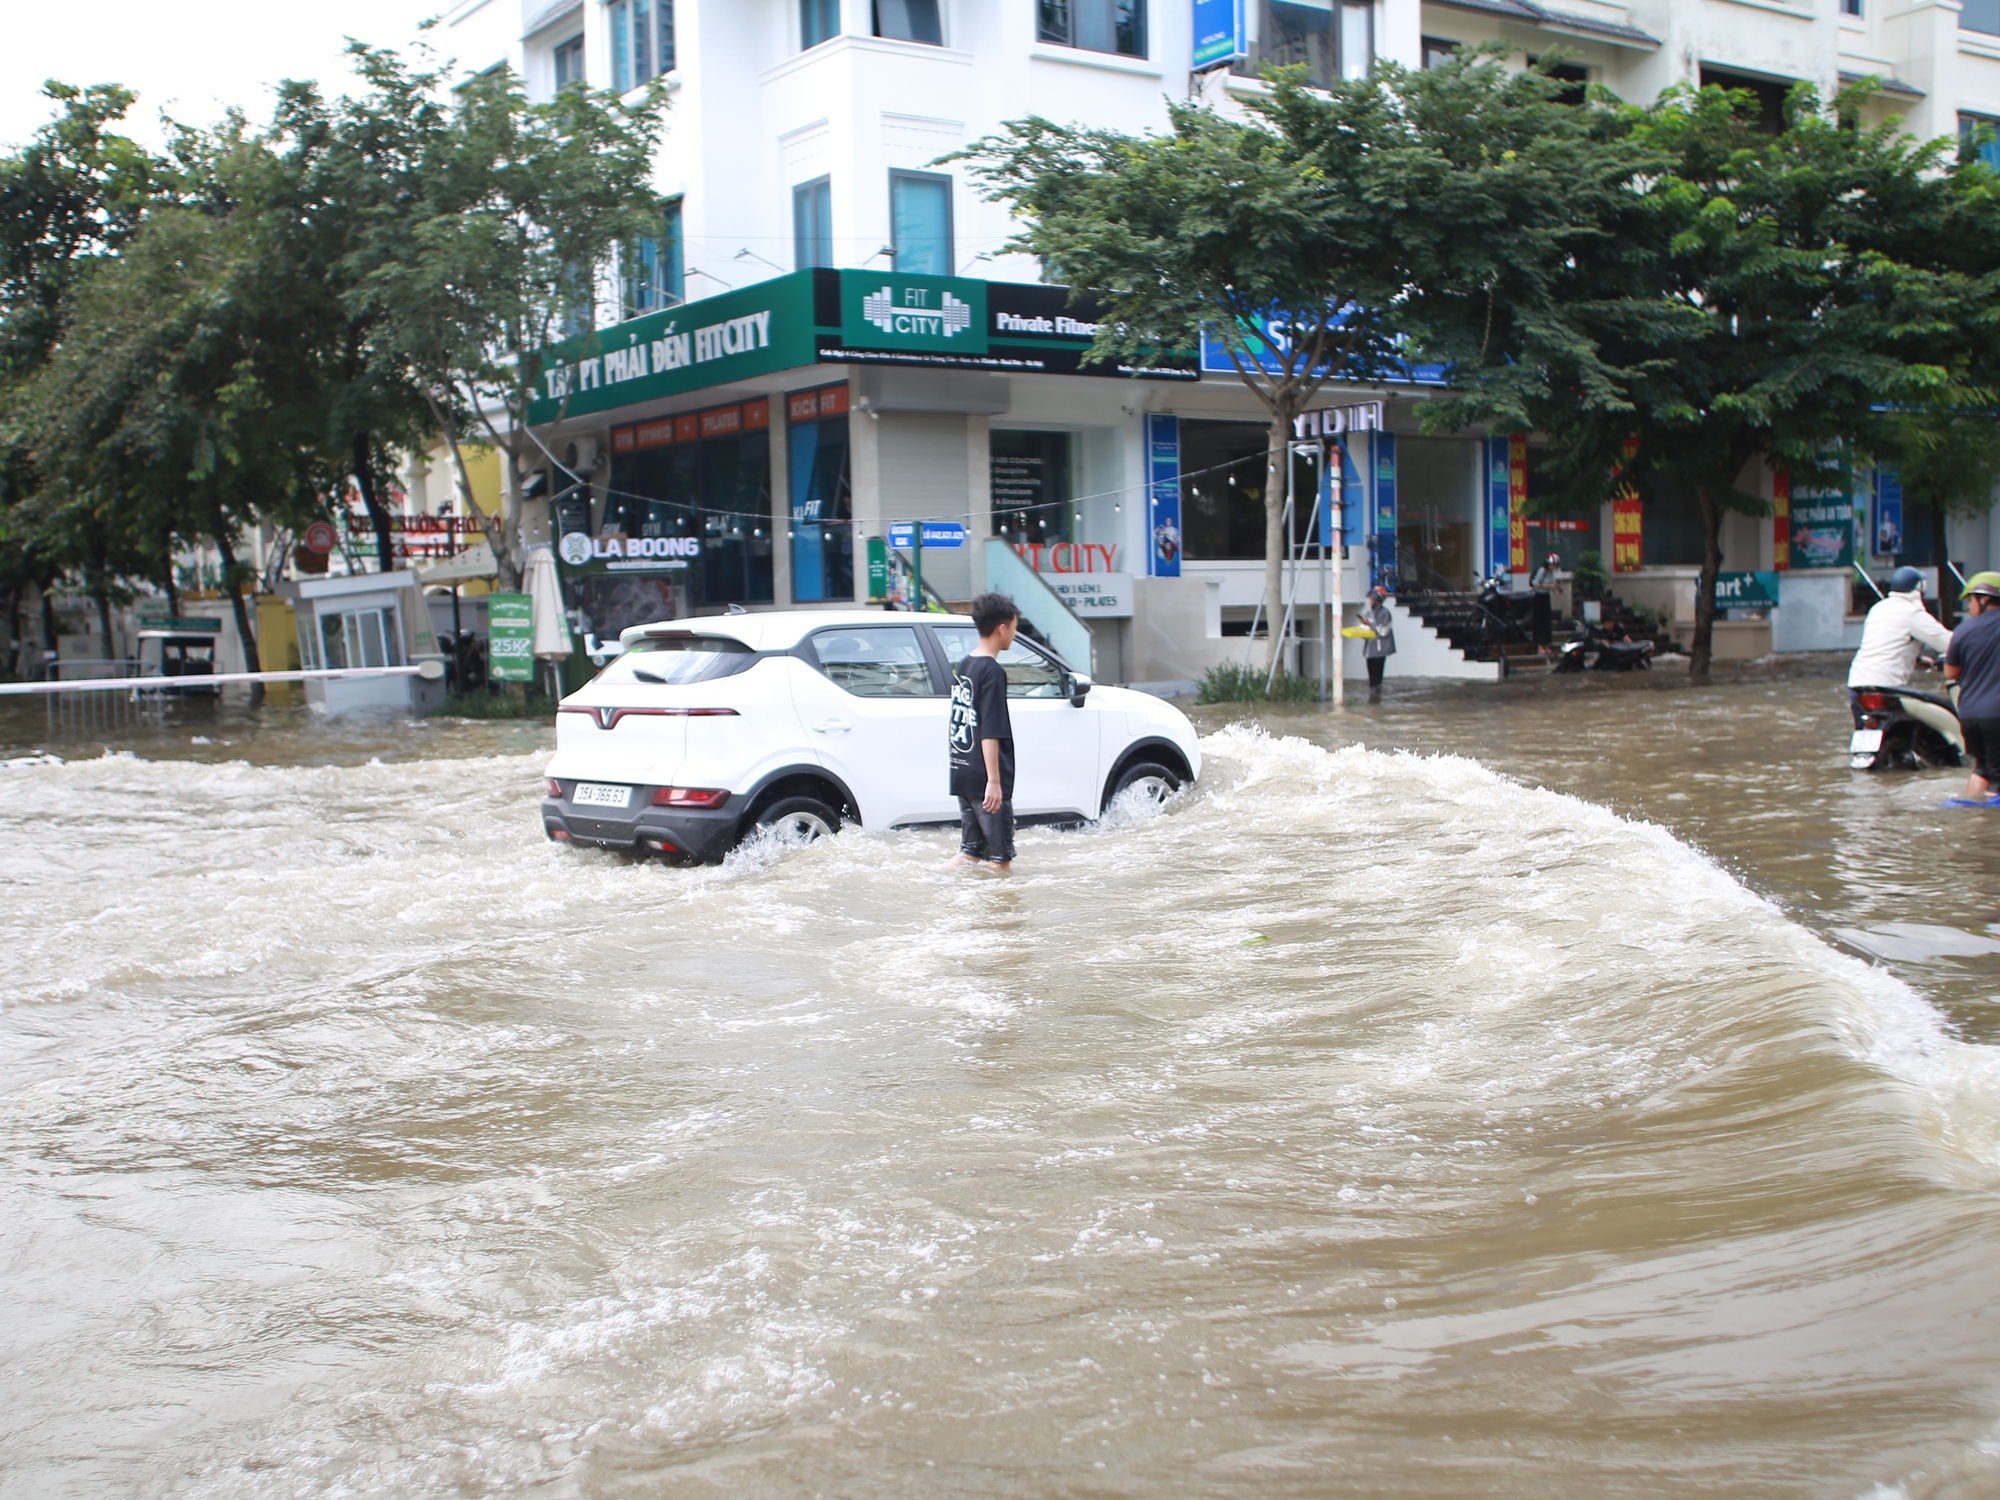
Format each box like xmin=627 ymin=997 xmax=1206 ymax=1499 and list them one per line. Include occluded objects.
xmin=524 ymin=544 xmax=574 ymax=698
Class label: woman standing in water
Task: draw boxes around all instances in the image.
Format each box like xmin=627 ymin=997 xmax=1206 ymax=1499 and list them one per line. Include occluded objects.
xmin=1360 ymin=585 xmax=1396 ymax=696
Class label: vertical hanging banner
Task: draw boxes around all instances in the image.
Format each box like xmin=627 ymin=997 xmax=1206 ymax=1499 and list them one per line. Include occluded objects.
xmin=1772 ymin=468 xmax=1790 ymax=572
xmin=1486 ymin=437 xmax=1511 ymax=577
xmin=1340 ymin=435 xmax=1367 ymax=551
xmin=1507 ymin=434 xmax=1530 ymax=574
xmin=1372 ymin=432 xmax=1397 ymax=589
xmin=1145 ymin=414 xmax=1182 ymax=578
xmin=1191 ymin=0 xmax=1247 ymax=69
xmin=1611 ymin=436 xmax=1643 ymax=573
xmin=1873 ymin=468 xmax=1904 ymax=556
xmin=487 ymin=593 xmax=534 ymax=683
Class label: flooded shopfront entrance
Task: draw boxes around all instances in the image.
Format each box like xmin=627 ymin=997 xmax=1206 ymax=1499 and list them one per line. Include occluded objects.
xmin=7 ymin=666 xmax=2000 ymax=1496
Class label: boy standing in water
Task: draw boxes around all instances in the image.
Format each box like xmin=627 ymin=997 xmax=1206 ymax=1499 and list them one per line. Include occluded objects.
xmin=948 ymin=593 xmax=1019 ymax=872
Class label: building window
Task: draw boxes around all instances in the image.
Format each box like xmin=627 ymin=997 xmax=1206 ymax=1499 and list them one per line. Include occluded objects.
xmin=1699 ymin=67 xmax=1791 ymax=133
xmin=802 ymin=0 xmax=840 ymax=47
xmin=1421 ymin=36 xmax=1458 ymax=68
xmin=875 ymin=0 xmax=943 ymax=44
xmin=1529 ymin=56 xmax=1589 ymax=105
xmin=610 ymin=0 xmax=674 ymax=90
xmin=1840 ymin=0 xmax=1862 ymax=15
xmin=1234 ymin=0 xmax=1371 ymax=90
xmin=1038 ymin=0 xmax=1146 ymax=57
xmin=789 ymin=384 xmax=854 ymax=602
xmin=1963 ymin=0 xmax=2000 ymax=32
xmin=890 ymin=171 xmax=952 ymax=275
xmin=553 ymin=34 xmax=585 ymax=91
xmin=990 ymin=431 xmax=1073 ymax=548
xmin=1964 ymin=113 xmax=2000 ymax=168
xmin=624 ymin=201 xmax=684 ymax=317
xmin=793 ymin=177 xmax=834 ymax=269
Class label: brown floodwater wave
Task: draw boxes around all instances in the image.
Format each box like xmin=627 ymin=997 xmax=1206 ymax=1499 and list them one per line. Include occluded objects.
xmin=5 ymin=662 xmax=2000 ymax=1498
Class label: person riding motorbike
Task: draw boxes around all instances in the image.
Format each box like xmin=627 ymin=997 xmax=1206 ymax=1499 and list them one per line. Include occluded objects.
xmin=1848 ymin=566 xmax=1950 ymax=693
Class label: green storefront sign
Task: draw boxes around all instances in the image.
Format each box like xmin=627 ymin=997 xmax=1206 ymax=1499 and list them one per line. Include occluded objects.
xmin=488 ymin=592 xmax=534 ymax=682
xmin=528 ymin=275 xmax=818 ymax=425
xmin=1714 ymin=570 xmax=1780 ymax=610
xmin=839 ymin=273 xmax=989 ymax=355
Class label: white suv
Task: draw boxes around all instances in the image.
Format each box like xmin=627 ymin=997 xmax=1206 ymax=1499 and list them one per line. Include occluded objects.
xmin=541 ymin=610 xmax=1201 ymax=860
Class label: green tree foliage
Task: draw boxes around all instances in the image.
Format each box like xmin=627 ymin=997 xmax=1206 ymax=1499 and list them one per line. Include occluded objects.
xmin=341 ymin=46 xmax=668 ymax=591
xmin=964 ymin=51 xmax=1640 ymax=648
xmin=1434 ymin=79 xmax=1997 ymax=675
xmin=961 ymin=49 xmax=1650 ymax=648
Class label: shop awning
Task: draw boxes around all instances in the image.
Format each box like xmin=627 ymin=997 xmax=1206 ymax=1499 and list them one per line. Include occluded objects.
xmin=414 ymin=538 xmax=499 ymax=586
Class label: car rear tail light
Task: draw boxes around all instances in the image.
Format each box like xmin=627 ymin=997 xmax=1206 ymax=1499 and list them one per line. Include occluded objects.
xmin=652 ymin=786 xmax=731 ymax=808
xmin=685 ymin=708 xmax=739 ymax=717
xmin=546 ymin=778 xmax=563 ymax=797
xmin=642 ymin=836 xmax=681 ymax=853
xmin=547 ymin=826 xmax=570 ymax=840
xmin=1855 ymin=692 xmax=1893 ymax=711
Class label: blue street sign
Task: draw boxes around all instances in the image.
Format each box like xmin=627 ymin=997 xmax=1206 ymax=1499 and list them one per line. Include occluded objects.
xmin=888 ymin=521 xmax=965 ymax=550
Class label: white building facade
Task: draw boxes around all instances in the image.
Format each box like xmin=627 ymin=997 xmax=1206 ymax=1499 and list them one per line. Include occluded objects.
xmin=435 ymin=0 xmax=2000 ymax=678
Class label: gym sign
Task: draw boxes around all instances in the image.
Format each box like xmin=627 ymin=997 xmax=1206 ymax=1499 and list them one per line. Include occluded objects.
xmin=841 ymin=273 xmax=990 ymax=355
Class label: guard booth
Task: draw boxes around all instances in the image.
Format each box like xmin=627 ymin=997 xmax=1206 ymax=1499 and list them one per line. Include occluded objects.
xmin=136 ymin=620 xmax=224 ymax=694
xmin=294 ymin=572 xmax=447 ymax=715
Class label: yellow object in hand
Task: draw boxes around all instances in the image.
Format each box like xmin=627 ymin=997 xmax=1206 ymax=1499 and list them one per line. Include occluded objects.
xmin=1341 ymin=625 xmax=1378 ymax=639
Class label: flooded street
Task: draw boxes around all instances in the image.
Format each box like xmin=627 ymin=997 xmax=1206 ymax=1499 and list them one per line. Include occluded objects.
xmin=6 ymin=662 xmax=2000 ymax=1498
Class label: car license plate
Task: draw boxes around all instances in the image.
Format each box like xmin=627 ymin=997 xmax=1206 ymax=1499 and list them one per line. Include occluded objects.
xmin=572 ymin=782 xmax=633 ymax=809
xmin=1850 ymin=729 xmax=1883 ymax=754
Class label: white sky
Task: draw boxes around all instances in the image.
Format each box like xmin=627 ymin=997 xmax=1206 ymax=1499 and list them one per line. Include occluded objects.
xmin=2 ymin=1 xmax=453 ymax=151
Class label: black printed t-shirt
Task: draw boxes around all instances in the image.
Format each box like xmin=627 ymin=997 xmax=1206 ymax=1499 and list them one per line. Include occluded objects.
xmin=948 ymin=654 xmax=1015 ymax=801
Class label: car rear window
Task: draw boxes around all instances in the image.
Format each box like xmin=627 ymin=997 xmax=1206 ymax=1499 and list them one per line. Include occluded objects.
xmin=602 ymin=634 xmax=757 ymax=686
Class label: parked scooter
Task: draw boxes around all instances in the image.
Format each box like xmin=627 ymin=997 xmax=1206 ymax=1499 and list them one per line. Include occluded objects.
xmin=1849 ymin=660 xmax=1964 ymax=770
xmin=1554 ymin=619 xmax=1656 ymax=672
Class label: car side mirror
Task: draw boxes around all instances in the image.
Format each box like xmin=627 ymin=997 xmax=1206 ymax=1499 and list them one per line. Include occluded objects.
xmin=1064 ymin=671 xmax=1092 ymax=708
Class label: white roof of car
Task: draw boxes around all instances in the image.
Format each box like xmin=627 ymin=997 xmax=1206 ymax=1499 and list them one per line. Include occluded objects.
xmin=617 ymin=610 xmax=973 ymax=652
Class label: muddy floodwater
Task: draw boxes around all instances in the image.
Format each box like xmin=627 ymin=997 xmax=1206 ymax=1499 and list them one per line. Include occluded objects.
xmin=7 ymin=661 xmax=2000 ymax=1498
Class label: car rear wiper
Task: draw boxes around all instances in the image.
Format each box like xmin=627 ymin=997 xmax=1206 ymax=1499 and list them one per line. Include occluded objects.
xmin=632 ymin=667 xmax=666 ymax=684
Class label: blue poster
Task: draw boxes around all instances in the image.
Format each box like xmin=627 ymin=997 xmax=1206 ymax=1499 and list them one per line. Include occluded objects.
xmin=1145 ymin=414 xmax=1181 ymax=578
xmin=1192 ymin=0 xmax=1245 ymax=70
xmin=1338 ymin=435 xmax=1366 ymax=551
xmin=1485 ymin=437 xmax=1511 ymax=577
xmin=1873 ymin=468 xmax=1904 ymax=556
xmin=1372 ymin=432 xmax=1397 ymax=589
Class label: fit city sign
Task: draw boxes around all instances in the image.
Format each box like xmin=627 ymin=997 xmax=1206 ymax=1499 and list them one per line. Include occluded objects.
xmin=841 ymin=273 xmax=989 ymax=355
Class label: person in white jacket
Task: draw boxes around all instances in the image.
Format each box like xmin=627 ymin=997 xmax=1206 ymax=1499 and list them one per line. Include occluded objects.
xmin=1848 ymin=567 xmax=1951 ymax=690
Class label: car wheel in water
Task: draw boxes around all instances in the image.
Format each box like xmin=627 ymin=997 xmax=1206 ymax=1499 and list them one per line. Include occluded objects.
xmin=753 ymin=795 xmax=841 ymax=846
xmin=1110 ymin=760 xmax=1181 ymax=813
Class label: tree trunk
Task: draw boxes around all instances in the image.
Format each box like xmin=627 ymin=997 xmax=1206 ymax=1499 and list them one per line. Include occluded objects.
xmin=40 ymin=582 xmax=58 ymax=659
xmin=1263 ymin=412 xmax=1290 ymax=678
xmin=428 ymin=391 xmax=522 ymax=593
xmin=94 ymin=585 xmax=114 ymax=661
xmin=161 ymin=530 xmax=181 ymax=619
xmin=209 ymin=513 xmax=263 ymax=705
xmin=1690 ymin=484 xmax=1722 ymax=679
xmin=1932 ymin=498 xmax=1955 ymax=627
xmin=352 ymin=435 xmax=395 ymax=574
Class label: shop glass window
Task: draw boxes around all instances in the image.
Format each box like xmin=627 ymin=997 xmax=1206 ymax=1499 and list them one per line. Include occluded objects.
xmin=790 ymin=397 xmax=853 ymax=603
xmin=552 ymin=34 xmax=585 ymax=91
xmin=605 ymin=412 xmax=775 ymax=610
xmin=934 ymin=628 xmax=1068 ymax=697
xmin=1038 ymin=0 xmax=1146 ymax=57
xmin=802 ymin=0 xmax=840 ymax=47
xmin=1963 ymin=0 xmax=2000 ymax=31
xmin=989 ymin=430 xmax=1072 ymax=549
xmin=1235 ymin=0 xmax=1371 ymax=89
xmin=1962 ymin=113 xmax=2000 ymax=168
xmin=624 ymin=202 xmax=684 ymax=317
xmin=810 ymin=627 xmax=933 ymax=696
xmin=874 ymin=0 xmax=943 ymax=43
xmin=891 ymin=171 xmax=952 ymax=276
xmin=610 ymin=0 xmax=673 ymax=90
xmin=1180 ymin=419 xmax=1325 ymax=561
xmin=793 ymin=177 xmax=833 ymax=269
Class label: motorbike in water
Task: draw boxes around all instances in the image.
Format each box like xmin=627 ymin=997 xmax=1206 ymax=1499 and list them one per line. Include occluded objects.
xmin=1848 ymin=664 xmax=1964 ymax=770
xmin=1554 ymin=619 xmax=1657 ymax=673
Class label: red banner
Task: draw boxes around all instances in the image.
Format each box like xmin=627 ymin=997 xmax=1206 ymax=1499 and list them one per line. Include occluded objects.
xmin=1508 ymin=434 xmax=1529 ymax=573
